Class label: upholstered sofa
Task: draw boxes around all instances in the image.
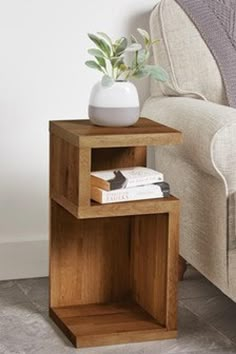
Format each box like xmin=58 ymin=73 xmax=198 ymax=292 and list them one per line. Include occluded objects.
xmin=142 ymin=0 xmax=236 ymax=302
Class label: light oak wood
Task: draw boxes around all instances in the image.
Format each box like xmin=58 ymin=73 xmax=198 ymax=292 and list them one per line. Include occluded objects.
xmin=131 ymin=214 xmax=168 ymax=326
xmin=79 ymin=196 xmax=178 ymax=219
xmin=91 ymin=146 xmax=146 ymax=171
xmin=50 ymin=134 xmax=79 ymax=208
xmin=50 ymin=201 xmax=131 ymax=308
xmin=50 ymin=303 xmax=177 ymax=348
xmin=50 ymin=118 xmax=181 ymax=218
xmin=50 ymin=118 xmax=182 ymax=148
xmin=49 ymin=117 xmax=181 ymax=348
xmin=166 ymin=209 xmax=179 ymax=330
xmin=78 ymin=148 xmax=91 ymax=207
xmin=51 ymin=192 xmax=178 ymax=220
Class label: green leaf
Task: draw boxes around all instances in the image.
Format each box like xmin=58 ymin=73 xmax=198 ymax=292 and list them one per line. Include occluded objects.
xmin=111 ymin=57 xmax=124 ymax=68
xmin=85 ymin=60 xmax=103 ymax=72
xmin=111 ymin=56 xmax=122 ymax=65
xmin=101 ymin=75 xmax=114 ymax=87
xmin=132 ymin=69 xmax=149 ymax=79
xmin=114 ymin=37 xmax=128 ymax=55
xmin=144 ymin=65 xmax=168 ymax=82
xmin=88 ymin=33 xmax=111 ymax=57
xmin=137 ymin=28 xmax=151 ymax=46
xmin=137 ymin=49 xmax=149 ymax=65
xmin=95 ymin=56 xmax=106 ymax=69
xmin=88 ymin=48 xmax=105 ymax=58
xmin=97 ymin=32 xmax=113 ymax=46
xmin=125 ymin=43 xmax=142 ymax=52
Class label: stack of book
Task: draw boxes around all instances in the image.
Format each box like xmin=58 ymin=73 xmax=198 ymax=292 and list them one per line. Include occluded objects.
xmin=90 ymin=166 xmax=170 ymax=204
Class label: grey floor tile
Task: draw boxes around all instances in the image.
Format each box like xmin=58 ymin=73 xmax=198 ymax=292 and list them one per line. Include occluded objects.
xmin=179 ymin=267 xmax=222 ymax=300
xmin=0 ymin=312 xmax=70 ymax=354
xmin=181 ymin=293 xmax=235 ymax=324
xmin=211 ymin=305 xmax=236 ymax=343
xmin=71 ymin=341 xmax=162 ymax=354
xmin=16 ymin=277 xmax=48 ymax=312
xmin=0 ymin=269 xmax=236 ymax=354
xmin=0 ymin=280 xmax=16 ymax=289
xmin=168 ymin=350 xmax=236 ymax=354
xmin=181 ymin=294 xmax=236 ymax=344
xmin=0 ymin=301 xmax=37 ymax=317
xmin=0 ymin=280 xmax=29 ymax=307
xmin=160 ymin=304 xmax=234 ymax=354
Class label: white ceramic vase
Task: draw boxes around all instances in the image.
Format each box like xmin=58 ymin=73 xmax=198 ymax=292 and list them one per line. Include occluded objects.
xmin=88 ymin=80 xmax=140 ymax=127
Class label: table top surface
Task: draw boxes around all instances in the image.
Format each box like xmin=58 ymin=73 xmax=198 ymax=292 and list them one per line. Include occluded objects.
xmin=50 ymin=118 xmax=182 ymax=148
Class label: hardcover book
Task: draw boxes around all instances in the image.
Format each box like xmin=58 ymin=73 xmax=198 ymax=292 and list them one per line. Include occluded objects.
xmin=91 ymin=182 xmax=170 ymax=204
xmin=91 ymin=167 xmax=164 ymax=191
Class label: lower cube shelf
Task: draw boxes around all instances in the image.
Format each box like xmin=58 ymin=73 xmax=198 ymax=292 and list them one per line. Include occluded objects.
xmin=50 ymin=200 xmax=179 ymax=348
xmin=50 ymin=302 xmax=177 ymax=348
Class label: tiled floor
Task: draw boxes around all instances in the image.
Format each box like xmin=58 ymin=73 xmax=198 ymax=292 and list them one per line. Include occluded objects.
xmin=0 ymin=266 xmax=236 ymax=354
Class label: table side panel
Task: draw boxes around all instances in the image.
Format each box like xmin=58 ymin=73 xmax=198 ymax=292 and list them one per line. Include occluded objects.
xmin=131 ymin=214 xmax=168 ymax=326
xmin=50 ymin=134 xmax=79 ymax=208
xmin=78 ymin=147 xmax=91 ymax=207
xmin=166 ymin=207 xmax=180 ymax=330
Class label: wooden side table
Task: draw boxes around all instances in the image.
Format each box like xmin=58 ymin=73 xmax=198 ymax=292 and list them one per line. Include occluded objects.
xmin=49 ymin=118 xmax=182 ymax=348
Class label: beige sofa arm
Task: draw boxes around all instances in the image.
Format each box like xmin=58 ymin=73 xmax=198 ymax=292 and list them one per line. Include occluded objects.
xmin=142 ymin=96 xmax=236 ymax=194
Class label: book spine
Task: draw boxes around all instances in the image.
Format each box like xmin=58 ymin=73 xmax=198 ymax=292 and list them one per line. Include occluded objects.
xmin=92 ymin=183 xmax=169 ymax=204
xmin=103 ymin=190 xmax=163 ymax=203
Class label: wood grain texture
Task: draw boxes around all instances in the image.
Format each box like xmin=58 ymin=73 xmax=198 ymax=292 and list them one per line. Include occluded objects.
xmin=166 ymin=208 xmax=180 ymax=330
xmin=50 ymin=134 xmax=79 ymax=207
xmin=50 ymin=303 xmax=176 ymax=348
xmin=91 ymin=146 xmax=146 ymax=171
xmin=131 ymin=214 xmax=168 ymax=326
xmin=50 ymin=201 xmax=131 ymax=308
xmin=50 ymin=118 xmax=182 ymax=148
xmin=78 ymin=148 xmax=91 ymax=207
xmin=79 ymin=197 xmax=178 ymax=219
xmin=50 ymin=118 xmax=181 ymax=219
xmin=49 ymin=117 xmax=181 ymax=347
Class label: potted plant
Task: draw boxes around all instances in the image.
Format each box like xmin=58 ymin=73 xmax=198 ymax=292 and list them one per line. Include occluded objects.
xmin=85 ymin=28 xmax=168 ymax=127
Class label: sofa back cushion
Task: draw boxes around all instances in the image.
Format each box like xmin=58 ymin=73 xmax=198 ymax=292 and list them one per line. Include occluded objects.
xmin=150 ymin=0 xmax=227 ymax=105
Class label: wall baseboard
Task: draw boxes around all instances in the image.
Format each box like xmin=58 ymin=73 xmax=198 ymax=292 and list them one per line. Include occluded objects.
xmin=0 ymin=239 xmax=48 ymax=280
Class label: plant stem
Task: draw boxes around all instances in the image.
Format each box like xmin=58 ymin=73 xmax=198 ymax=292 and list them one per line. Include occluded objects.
xmin=135 ymin=50 xmax=138 ymax=67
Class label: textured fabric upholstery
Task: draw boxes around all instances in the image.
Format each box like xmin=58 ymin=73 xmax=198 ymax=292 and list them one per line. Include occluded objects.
xmin=142 ymin=96 xmax=236 ymax=302
xmin=150 ymin=0 xmax=227 ymax=105
xmin=229 ymin=192 xmax=236 ymax=251
xmin=229 ymin=249 xmax=236 ymax=300
xmin=175 ymin=0 xmax=236 ymax=108
xmin=143 ymin=97 xmax=236 ymax=190
xmin=146 ymin=0 xmax=236 ymax=302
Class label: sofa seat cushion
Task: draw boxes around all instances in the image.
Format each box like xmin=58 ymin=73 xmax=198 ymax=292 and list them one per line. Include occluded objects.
xmin=150 ymin=0 xmax=227 ymax=105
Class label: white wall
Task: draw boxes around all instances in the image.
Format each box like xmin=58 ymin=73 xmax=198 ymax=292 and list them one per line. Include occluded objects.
xmin=0 ymin=0 xmax=157 ymax=280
